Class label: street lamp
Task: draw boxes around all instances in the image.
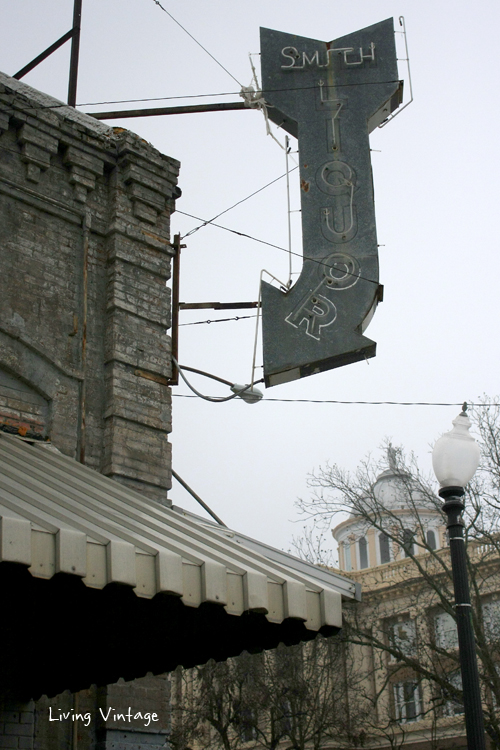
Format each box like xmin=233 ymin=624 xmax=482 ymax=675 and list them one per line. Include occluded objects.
xmin=432 ymin=404 xmax=485 ymax=750
xmin=172 ymin=358 xmax=264 ymax=404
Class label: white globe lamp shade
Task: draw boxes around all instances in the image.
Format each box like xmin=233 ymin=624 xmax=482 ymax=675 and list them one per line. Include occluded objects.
xmin=432 ymin=411 xmax=480 ymax=490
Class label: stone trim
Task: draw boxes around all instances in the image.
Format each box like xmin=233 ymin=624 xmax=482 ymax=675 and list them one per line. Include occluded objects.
xmin=1 ymin=71 xmax=179 ymax=500
xmin=16 ymin=123 xmax=58 ymax=183
xmin=63 ymin=145 xmax=105 ymax=203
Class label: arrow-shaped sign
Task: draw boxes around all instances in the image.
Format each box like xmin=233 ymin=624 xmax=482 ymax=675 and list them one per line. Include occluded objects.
xmin=260 ymin=18 xmax=402 ymax=387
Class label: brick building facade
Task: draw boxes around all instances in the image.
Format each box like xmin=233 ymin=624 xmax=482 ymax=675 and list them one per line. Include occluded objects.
xmin=0 ymin=70 xmax=179 ymax=502
xmin=0 ymin=71 xmax=354 ymax=750
xmin=331 ymin=462 xmax=500 ymax=749
xmin=0 ymin=68 xmax=180 ymax=750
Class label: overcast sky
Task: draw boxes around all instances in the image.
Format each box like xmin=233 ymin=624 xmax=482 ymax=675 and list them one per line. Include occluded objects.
xmin=2 ymin=0 xmax=499 ymax=559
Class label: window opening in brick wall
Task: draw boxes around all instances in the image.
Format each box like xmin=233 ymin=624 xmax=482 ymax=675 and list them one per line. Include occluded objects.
xmin=442 ymin=670 xmax=464 ymax=717
xmin=483 ymin=599 xmax=500 ymax=642
xmin=238 ymin=707 xmax=259 ymax=742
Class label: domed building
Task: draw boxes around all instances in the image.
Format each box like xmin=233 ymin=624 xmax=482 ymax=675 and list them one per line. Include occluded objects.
xmin=333 ymin=447 xmax=446 ymax=573
xmin=328 ymin=446 xmax=500 ymax=749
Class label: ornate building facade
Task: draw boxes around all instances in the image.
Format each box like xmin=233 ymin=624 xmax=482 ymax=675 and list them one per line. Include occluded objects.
xmin=332 ymin=454 xmax=500 ymax=749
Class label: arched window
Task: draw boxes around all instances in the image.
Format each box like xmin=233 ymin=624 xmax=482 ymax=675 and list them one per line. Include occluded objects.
xmin=344 ymin=542 xmax=352 ymax=572
xmin=379 ymin=533 xmax=391 ymax=564
xmin=402 ymin=529 xmax=415 ymax=557
xmin=359 ymin=536 xmax=369 ymax=569
xmin=426 ymin=529 xmax=437 ymax=550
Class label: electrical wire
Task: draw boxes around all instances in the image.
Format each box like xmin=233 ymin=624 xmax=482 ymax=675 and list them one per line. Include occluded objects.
xmin=151 ymin=0 xmax=242 ymax=87
xmin=173 ymin=357 xmax=263 ymax=403
xmin=78 ymin=91 xmax=246 ymax=106
xmin=176 ymin=209 xmax=380 ymax=287
xmin=261 ymin=399 xmax=475 ymax=406
xmin=0 ymin=108 xmax=377 ymax=289
xmin=177 ymin=211 xmax=289 ymax=251
xmin=181 ymin=167 xmax=298 ymax=239
xmin=0 ymin=125 xmax=375 ymax=288
xmin=75 ymin=80 xmax=401 ymax=108
xmin=3 ymin=81 xmax=402 ymax=113
xmin=171 ymin=395 xmax=495 ymax=407
xmin=179 ymin=314 xmax=257 ymax=327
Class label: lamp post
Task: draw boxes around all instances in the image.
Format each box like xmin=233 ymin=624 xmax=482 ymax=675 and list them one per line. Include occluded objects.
xmin=432 ymin=405 xmax=486 ymax=750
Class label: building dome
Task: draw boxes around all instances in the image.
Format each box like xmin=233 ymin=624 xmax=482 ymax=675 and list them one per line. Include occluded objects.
xmin=349 ymin=448 xmax=438 ymax=516
xmin=332 ymin=446 xmax=445 ymax=573
xmin=371 ymin=468 xmax=435 ymax=512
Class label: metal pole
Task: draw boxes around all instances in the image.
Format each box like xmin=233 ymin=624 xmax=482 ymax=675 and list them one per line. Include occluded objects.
xmin=68 ymin=0 xmax=83 ymax=107
xmin=90 ymin=101 xmax=247 ymax=121
xmin=13 ymin=29 xmax=74 ymax=80
xmin=168 ymin=234 xmax=184 ymax=387
xmin=171 ymin=470 xmax=227 ymax=527
xmin=439 ymin=486 xmax=487 ymax=750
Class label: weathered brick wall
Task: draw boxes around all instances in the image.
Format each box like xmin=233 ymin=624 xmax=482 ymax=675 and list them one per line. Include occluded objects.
xmin=0 ymin=71 xmax=180 ymax=501
xmin=0 ymin=698 xmax=35 ymax=750
xmin=32 ymin=678 xmax=169 ymax=750
xmin=97 ymin=674 xmax=169 ymax=749
xmin=0 ymin=369 xmax=49 ymax=437
xmin=34 ymin=692 xmax=77 ymax=750
xmin=0 ymin=71 xmax=180 ymax=750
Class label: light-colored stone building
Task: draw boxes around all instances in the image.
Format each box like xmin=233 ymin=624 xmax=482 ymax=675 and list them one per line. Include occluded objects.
xmin=334 ymin=463 xmax=446 ymax=574
xmin=332 ymin=458 xmax=500 ymax=749
xmin=167 ymin=455 xmax=499 ymax=750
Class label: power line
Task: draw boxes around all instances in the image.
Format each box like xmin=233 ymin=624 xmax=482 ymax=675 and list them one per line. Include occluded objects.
xmin=261 ymin=400 xmax=476 ymax=406
xmin=151 ymin=0 xmax=242 ymax=87
xmin=179 ymin=314 xmax=257 ymax=327
xmin=76 ymin=80 xmax=401 ymax=108
xmin=177 ymin=207 xmax=300 ymax=256
xmin=171 ymin=395 xmax=495 ymax=407
xmin=0 ymin=113 xmax=377 ymax=288
xmin=175 ymin=161 xmax=379 ymax=286
xmin=79 ymin=91 xmax=243 ymax=106
xmin=177 ymin=208 xmax=380 ymax=287
xmin=5 ymin=81 xmax=402 ymax=112
xmin=181 ymin=167 xmax=298 ymax=239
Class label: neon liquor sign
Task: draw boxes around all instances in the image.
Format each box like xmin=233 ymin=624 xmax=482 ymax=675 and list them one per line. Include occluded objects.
xmin=260 ymin=19 xmax=402 ymax=387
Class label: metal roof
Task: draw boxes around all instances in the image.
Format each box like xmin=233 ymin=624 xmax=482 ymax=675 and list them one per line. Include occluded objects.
xmin=0 ymin=433 xmax=356 ymax=628
xmin=0 ymin=432 xmax=359 ymax=698
xmin=171 ymin=504 xmax=361 ymax=601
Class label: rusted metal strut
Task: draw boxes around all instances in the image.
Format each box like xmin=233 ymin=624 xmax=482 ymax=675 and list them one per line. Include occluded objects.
xmin=90 ymin=101 xmax=248 ymax=120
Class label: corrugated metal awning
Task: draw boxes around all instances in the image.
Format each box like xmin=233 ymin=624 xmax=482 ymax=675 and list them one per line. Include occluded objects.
xmin=0 ymin=433 xmax=354 ymax=699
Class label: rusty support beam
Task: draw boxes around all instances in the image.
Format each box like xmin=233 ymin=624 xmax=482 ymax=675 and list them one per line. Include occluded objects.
xmin=179 ymin=301 xmax=259 ymax=310
xmin=13 ymin=29 xmax=74 ymax=80
xmin=90 ymin=101 xmax=248 ymax=120
xmin=172 ymin=470 xmax=227 ymax=527
xmin=68 ymin=0 xmax=83 ymax=107
xmin=168 ymin=234 xmax=185 ymax=386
